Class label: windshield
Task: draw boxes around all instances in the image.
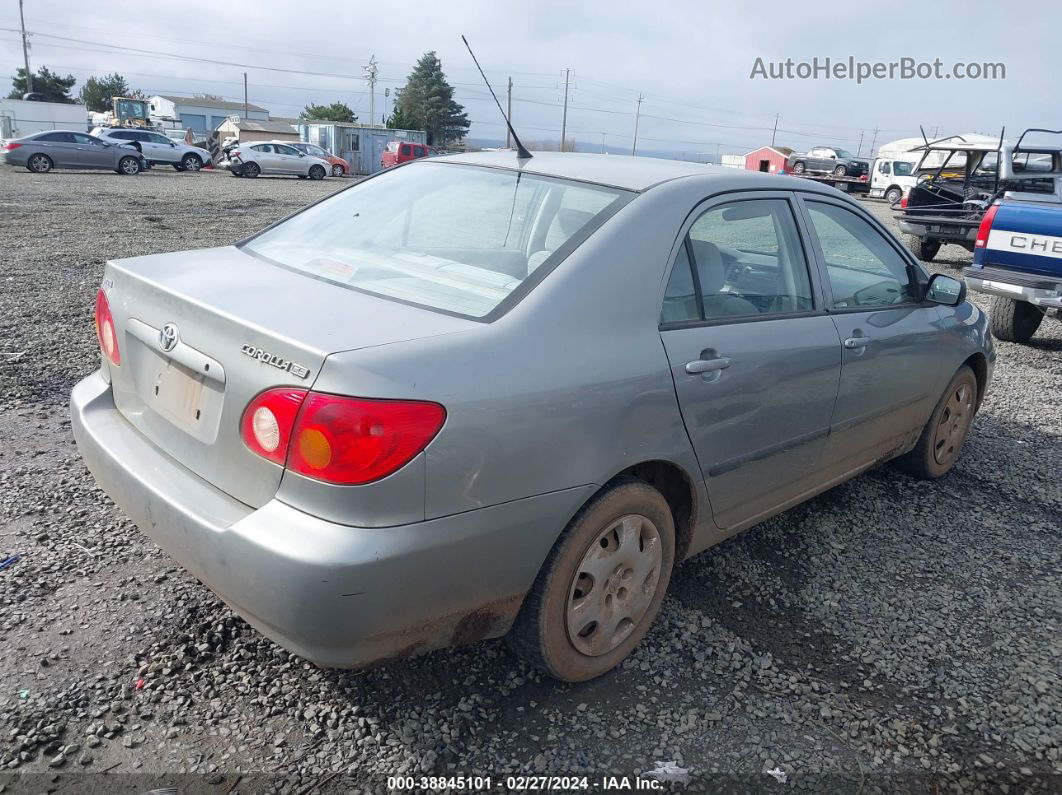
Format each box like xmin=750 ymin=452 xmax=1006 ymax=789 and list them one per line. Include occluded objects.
xmin=242 ymin=163 xmax=628 ymax=319
xmin=893 ymin=162 xmax=913 ymax=176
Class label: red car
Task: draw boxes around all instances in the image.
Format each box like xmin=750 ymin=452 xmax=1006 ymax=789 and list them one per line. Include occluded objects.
xmin=381 ymin=141 xmax=430 ymax=169
xmin=289 ymin=142 xmax=349 ymax=177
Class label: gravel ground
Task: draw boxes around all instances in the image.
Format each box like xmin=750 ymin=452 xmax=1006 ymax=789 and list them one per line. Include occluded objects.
xmin=0 ymin=167 xmax=1059 ymax=794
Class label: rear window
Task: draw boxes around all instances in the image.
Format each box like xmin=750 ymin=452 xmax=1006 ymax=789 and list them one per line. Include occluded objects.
xmin=242 ymin=163 xmax=629 ymax=319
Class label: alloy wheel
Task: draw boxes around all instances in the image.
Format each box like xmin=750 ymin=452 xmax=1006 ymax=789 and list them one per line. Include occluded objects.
xmin=566 ymin=514 xmax=662 ymax=656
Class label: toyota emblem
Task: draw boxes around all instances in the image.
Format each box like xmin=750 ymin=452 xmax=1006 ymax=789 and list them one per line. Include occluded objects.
xmin=158 ymin=323 xmax=180 ymax=353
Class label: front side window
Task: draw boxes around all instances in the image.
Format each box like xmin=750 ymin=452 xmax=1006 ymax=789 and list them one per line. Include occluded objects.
xmin=661 ymin=198 xmax=813 ymax=323
xmin=72 ymin=133 xmax=100 ymax=146
xmin=400 ymin=144 xmax=412 ymax=156
xmin=805 ymin=201 xmax=916 ymax=308
xmin=242 ymin=163 xmax=628 ymax=319
xmin=276 ymin=144 xmax=299 ymax=156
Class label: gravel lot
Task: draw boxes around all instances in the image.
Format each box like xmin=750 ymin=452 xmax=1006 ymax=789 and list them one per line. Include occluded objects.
xmin=0 ymin=167 xmax=1059 ymax=794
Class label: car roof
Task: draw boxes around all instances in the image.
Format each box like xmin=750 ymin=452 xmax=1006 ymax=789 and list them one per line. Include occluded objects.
xmin=428 ymin=150 xmax=830 ymax=193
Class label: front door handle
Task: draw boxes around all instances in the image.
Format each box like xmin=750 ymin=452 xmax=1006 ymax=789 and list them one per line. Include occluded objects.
xmin=843 ymin=336 xmax=872 ymax=349
xmin=685 ymin=357 xmax=732 ymax=375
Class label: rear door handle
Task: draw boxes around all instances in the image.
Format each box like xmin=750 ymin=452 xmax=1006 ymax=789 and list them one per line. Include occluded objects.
xmin=685 ymin=357 xmax=732 ymax=374
xmin=843 ymin=336 xmax=871 ymax=349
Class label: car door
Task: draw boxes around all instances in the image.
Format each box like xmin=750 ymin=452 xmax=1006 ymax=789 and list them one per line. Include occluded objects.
xmin=797 ymin=193 xmax=945 ymax=479
xmin=71 ymin=133 xmax=113 ymax=168
xmin=659 ymin=192 xmax=842 ymax=530
xmin=249 ymin=143 xmax=276 ymax=172
xmin=32 ymin=133 xmax=72 ymax=166
xmin=274 ymin=144 xmax=302 ymax=174
xmin=145 ymin=131 xmax=177 ymax=163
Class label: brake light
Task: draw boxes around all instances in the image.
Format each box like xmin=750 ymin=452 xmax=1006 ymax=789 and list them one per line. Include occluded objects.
xmin=240 ymin=388 xmax=308 ymax=465
xmin=3 ymin=142 xmax=22 ymax=151
xmin=975 ymin=204 xmax=999 ymax=248
xmin=240 ymin=391 xmax=445 ymax=484
xmin=230 ymin=150 xmax=240 ymax=158
xmin=94 ymin=289 xmax=121 ymax=366
xmin=900 ymin=196 xmax=908 ymax=209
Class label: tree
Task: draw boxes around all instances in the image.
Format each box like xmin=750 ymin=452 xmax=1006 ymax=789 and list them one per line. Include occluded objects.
xmin=79 ymin=73 xmax=132 ymax=112
xmin=8 ymin=66 xmax=77 ymax=103
xmin=302 ymin=101 xmax=358 ymax=123
xmin=395 ymin=52 xmax=469 ymax=146
xmin=385 ymin=104 xmax=415 ymax=130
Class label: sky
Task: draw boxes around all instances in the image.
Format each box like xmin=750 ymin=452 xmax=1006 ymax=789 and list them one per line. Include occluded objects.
xmin=1 ymin=0 xmax=1057 ymax=160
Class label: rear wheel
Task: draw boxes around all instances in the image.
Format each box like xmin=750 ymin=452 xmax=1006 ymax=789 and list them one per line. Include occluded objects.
xmin=27 ymin=153 xmax=53 ymax=173
xmin=885 ymin=186 xmax=903 ymax=205
xmin=508 ymin=478 xmax=675 ymax=682
xmin=309 ymin=164 xmax=326 ymax=180
xmin=989 ymin=295 xmax=1044 ymax=343
xmin=833 ymin=164 xmax=847 ymax=176
xmin=331 ymin=164 xmax=345 ymax=177
xmin=894 ymin=365 xmax=978 ymax=479
xmin=181 ymin=153 xmax=203 ymax=172
xmin=242 ymin=161 xmax=260 ymax=178
xmin=117 ymin=156 xmax=141 ymax=175
xmin=791 ymin=161 xmax=806 ymax=174
xmin=905 ymin=234 xmax=940 ymax=262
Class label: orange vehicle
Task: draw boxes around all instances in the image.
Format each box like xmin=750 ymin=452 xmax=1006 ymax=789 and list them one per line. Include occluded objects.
xmin=289 ymin=142 xmax=349 ymax=177
xmin=381 ymin=140 xmax=430 ymax=169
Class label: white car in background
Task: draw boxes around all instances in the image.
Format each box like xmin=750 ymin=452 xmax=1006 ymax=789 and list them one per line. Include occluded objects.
xmin=90 ymin=127 xmax=211 ymax=171
xmin=225 ymin=140 xmax=330 ymax=179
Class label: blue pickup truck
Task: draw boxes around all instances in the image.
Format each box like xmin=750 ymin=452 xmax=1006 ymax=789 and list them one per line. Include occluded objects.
xmin=964 ymin=200 xmax=1062 ymax=342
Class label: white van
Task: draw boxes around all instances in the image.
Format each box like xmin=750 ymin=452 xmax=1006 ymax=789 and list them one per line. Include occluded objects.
xmin=869 ymin=157 xmax=918 ymax=204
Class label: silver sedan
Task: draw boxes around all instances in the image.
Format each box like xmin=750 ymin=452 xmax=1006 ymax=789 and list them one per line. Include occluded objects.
xmin=1 ymin=129 xmax=147 ymax=174
xmin=71 ymin=152 xmax=993 ymax=681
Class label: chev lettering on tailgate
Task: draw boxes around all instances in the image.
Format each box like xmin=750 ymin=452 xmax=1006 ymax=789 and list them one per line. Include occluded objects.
xmin=987 ymin=228 xmax=1062 ymax=260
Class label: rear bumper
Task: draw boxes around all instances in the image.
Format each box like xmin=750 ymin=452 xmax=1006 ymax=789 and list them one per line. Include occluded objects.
xmin=898 ymin=218 xmax=978 ymax=243
xmin=71 ymin=371 xmax=590 ymax=667
xmin=964 ymin=267 xmax=1062 ymax=308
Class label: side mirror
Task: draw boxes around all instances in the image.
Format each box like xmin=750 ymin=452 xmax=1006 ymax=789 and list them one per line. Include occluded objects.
xmin=170 ymin=141 xmax=177 ymax=147
xmin=298 ymin=152 xmax=306 ymax=157
xmin=925 ymin=273 xmax=966 ymax=306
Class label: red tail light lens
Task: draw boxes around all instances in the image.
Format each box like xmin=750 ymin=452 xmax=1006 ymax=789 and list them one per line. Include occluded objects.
xmin=287 ymin=395 xmax=446 ymax=485
xmin=240 ymin=388 xmax=308 ymax=464
xmin=3 ymin=142 xmax=22 ymax=151
xmin=240 ymin=391 xmax=445 ymax=484
xmin=94 ymin=289 xmax=121 ymax=366
xmin=975 ymin=203 xmax=999 ymax=248
xmin=899 ymin=196 xmax=908 ymax=209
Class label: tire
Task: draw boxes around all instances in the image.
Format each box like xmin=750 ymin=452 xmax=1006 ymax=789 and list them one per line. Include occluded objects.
xmin=508 ymin=478 xmax=676 ymax=682
xmin=26 ymin=153 xmax=53 ymax=173
xmin=791 ymin=161 xmax=806 ymax=174
xmin=242 ymin=161 xmax=260 ymax=178
xmin=331 ymin=164 xmax=345 ymax=177
xmin=181 ymin=153 xmax=202 ymax=172
xmin=833 ymin=164 xmax=847 ymax=176
xmin=904 ymin=234 xmax=941 ymax=262
xmin=894 ymin=365 xmax=978 ymax=479
xmin=309 ymin=164 xmax=326 ymax=180
xmin=885 ymin=186 xmax=903 ymax=205
xmin=117 ymin=156 xmax=141 ymax=175
xmin=989 ymin=295 xmax=1044 ymax=343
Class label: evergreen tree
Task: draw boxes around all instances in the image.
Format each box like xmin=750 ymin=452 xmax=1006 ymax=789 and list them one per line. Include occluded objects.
xmin=302 ymin=101 xmax=358 ymax=123
xmin=8 ymin=66 xmax=77 ymax=103
xmin=395 ymin=52 xmax=469 ymax=146
xmin=79 ymin=73 xmax=132 ymax=112
xmin=385 ymin=104 xmax=415 ymax=130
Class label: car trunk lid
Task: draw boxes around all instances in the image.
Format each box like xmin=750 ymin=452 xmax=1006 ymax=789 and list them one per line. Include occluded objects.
xmin=102 ymin=245 xmax=472 ymax=508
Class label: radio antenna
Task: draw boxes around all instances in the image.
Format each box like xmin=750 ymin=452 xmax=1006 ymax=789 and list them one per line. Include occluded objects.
xmin=461 ymin=35 xmax=532 ymax=159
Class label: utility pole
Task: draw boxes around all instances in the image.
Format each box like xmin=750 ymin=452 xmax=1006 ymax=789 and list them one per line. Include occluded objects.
xmin=560 ymin=68 xmax=570 ymax=152
xmin=869 ymin=127 xmax=879 ymax=158
xmin=632 ymin=93 xmax=643 ymax=155
xmin=506 ymin=76 xmax=512 ymax=149
xmin=771 ymin=113 xmax=779 ymax=147
xmin=243 ymin=73 xmax=248 ymax=119
xmin=18 ymin=0 xmax=33 ymax=93
xmin=601 ymin=132 xmax=606 ymax=154
xmin=364 ymin=55 xmax=379 ymax=129
xmin=857 ymin=130 xmax=865 ymax=157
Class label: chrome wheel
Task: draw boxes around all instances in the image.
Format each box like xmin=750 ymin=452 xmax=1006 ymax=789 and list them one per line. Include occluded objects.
xmin=932 ymin=379 xmax=974 ymax=466
xmin=182 ymin=155 xmax=202 ymax=171
xmin=331 ymin=164 xmax=344 ymax=177
xmin=119 ymin=157 xmax=140 ymax=175
xmin=566 ymin=514 xmax=662 ymax=657
xmin=29 ymin=154 xmax=52 ymax=173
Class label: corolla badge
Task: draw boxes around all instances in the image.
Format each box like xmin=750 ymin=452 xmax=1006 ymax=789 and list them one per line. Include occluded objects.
xmin=158 ymin=323 xmax=180 ymax=352
xmin=241 ymin=344 xmax=310 ymax=379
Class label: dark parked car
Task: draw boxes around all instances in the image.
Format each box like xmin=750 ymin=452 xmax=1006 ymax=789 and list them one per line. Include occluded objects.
xmin=0 ymin=130 xmax=147 ymax=174
xmin=787 ymin=146 xmax=871 ymax=177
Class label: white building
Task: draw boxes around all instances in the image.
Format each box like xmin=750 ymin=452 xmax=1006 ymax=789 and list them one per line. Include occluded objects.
xmin=0 ymin=98 xmax=88 ymax=139
xmin=148 ymin=95 xmax=269 ymax=137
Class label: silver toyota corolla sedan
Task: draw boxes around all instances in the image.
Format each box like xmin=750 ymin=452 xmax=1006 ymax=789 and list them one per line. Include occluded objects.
xmin=71 ymin=152 xmax=993 ymax=681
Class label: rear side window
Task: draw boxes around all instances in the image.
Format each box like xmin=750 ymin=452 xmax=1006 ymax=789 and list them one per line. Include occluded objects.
xmin=39 ymin=132 xmax=74 ymax=143
xmin=252 ymin=144 xmax=272 ymax=153
xmin=661 ymin=198 xmax=813 ymax=323
xmin=242 ymin=163 xmax=629 ymax=319
xmin=804 ymin=201 xmax=916 ymax=307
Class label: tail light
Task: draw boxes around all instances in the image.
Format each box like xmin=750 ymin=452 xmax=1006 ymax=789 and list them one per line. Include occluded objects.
xmin=94 ymin=289 xmax=121 ymax=366
xmin=240 ymin=391 xmax=445 ymax=485
xmin=2 ymin=142 xmax=22 ymax=151
xmin=975 ymin=204 xmax=999 ymax=248
xmin=899 ymin=196 xmax=908 ymax=209
xmin=230 ymin=150 xmax=240 ymax=158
